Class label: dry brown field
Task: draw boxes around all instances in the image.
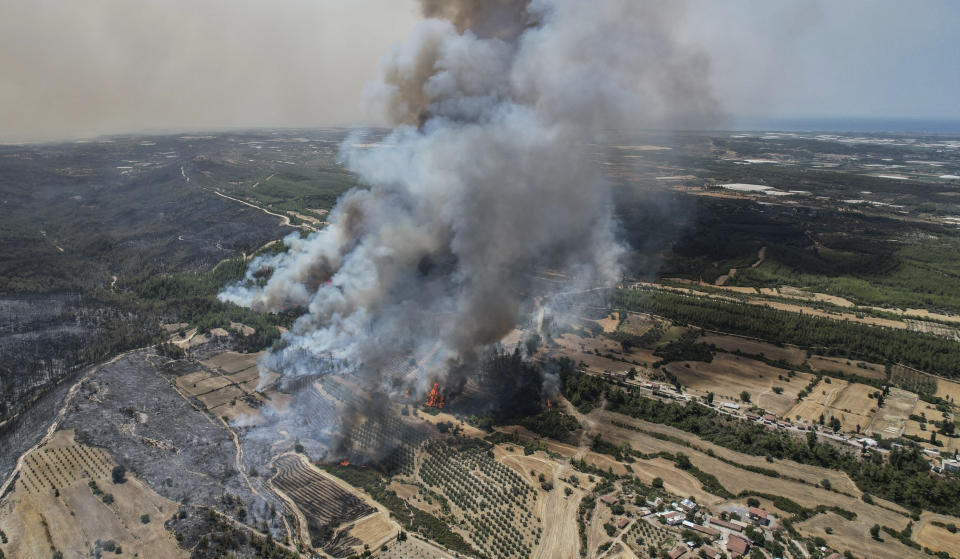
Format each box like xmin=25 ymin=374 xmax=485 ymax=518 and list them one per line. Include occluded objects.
xmin=789 ymin=378 xmax=880 ymax=433
xmin=584 ymin=410 xmax=918 ymax=559
xmin=629 ymin=458 xmax=722 ymax=507
xmin=378 ymin=536 xmax=459 ymax=559
xmin=591 ymin=410 xmax=861 ymax=494
xmin=935 ymin=375 xmax=960 ymax=404
xmin=495 ymin=448 xmax=584 ymax=559
xmin=829 ymin=382 xmax=879 ymax=432
xmin=904 ymin=400 xmax=960 ymax=453
xmin=916 ymin=513 xmax=960 ymax=556
xmin=348 ymin=512 xmax=397 ymax=550
xmin=700 ymin=333 xmax=806 ymax=364
xmin=594 ymin=313 xmax=620 ymax=333
xmin=807 ymin=355 xmax=886 ymax=380
xmin=797 ymin=512 xmax=923 ymax=559
xmin=0 ymin=430 xmax=184 ymax=559
xmin=662 ymin=353 xmax=814 ymax=415
xmin=200 ymin=350 xmax=261 ymax=374
xmin=868 ymin=387 xmax=917 ymax=439
xmin=494 ymin=425 xmax=580 ymax=457
xmin=618 ymin=313 xmax=665 ymax=337
xmin=175 ymin=373 xmax=233 ymax=396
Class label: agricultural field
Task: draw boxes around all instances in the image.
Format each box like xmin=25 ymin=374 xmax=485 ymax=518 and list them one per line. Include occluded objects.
xmin=271 ymin=454 xmax=377 ymax=556
xmin=915 ymin=513 xmax=960 ymax=556
xmin=416 ymin=440 xmax=542 ymax=559
xmin=699 ymin=332 xmax=807 ymax=365
xmin=868 ymin=387 xmax=918 ymax=439
xmin=663 ymin=353 xmax=814 ymax=415
xmin=0 ymin=430 xmax=183 ymax=559
xmin=808 ymin=356 xmax=887 ymax=380
xmin=378 ymin=536 xmax=459 ymax=559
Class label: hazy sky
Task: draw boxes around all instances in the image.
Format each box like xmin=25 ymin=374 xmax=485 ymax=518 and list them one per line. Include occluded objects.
xmin=1 ymin=0 xmax=958 ymax=142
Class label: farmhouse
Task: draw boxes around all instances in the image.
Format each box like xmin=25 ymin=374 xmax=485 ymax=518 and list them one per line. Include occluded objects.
xmin=709 ymin=517 xmax=744 ymax=532
xmin=726 ymin=534 xmax=751 ymax=558
xmin=747 ymin=507 xmax=769 ymax=525
xmin=683 ymin=520 xmax=719 ymax=538
xmin=661 ymin=511 xmax=685 ymax=525
xmin=599 ymin=494 xmax=618 ymax=505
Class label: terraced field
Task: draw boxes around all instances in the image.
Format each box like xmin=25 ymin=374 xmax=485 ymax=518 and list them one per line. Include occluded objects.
xmin=272 ymin=455 xmax=375 ymax=556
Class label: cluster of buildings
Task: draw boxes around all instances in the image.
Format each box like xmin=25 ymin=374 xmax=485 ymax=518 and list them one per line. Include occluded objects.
xmin=623 ymin=495 xmax=779 ymax=559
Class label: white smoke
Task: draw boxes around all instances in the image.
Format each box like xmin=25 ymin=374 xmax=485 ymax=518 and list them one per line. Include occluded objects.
xmin=221 ymin=0 xmax=717 ymax=403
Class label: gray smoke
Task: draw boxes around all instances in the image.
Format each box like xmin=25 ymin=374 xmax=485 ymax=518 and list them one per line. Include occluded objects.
xmin=221 ymin=0 xmax=717 ymax=445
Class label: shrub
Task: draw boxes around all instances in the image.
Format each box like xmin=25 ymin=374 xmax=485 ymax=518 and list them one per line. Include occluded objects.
xmin=111 ymin=465 xmax=126 ymax=484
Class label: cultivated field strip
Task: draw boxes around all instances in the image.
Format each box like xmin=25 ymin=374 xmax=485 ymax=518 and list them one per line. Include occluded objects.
xmin=19 ymin=444 xmax=111 ymax=493
xmin=273 ymin=455 xmax=374 ymax=552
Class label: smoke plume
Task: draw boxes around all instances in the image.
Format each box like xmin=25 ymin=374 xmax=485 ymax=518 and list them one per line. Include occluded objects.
xmin=221 ymin=0 xmax=717 ymax=451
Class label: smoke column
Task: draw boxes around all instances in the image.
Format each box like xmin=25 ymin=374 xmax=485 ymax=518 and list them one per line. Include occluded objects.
xmin=221 ymin=0 xmax=717 ymax=437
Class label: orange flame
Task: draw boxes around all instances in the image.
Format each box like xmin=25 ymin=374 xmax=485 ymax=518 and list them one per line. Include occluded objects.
xmin=339 ymin=460 xmax=350 ymax=467
xmin=425 ymin=382 xmax=444 ymax=408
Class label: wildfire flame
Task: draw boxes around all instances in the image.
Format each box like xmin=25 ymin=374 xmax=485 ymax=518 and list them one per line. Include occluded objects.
xmin=425 ymin=382 xmax=444 ymax=409
xmin=339 ymin=460 xmax=350 ymax=467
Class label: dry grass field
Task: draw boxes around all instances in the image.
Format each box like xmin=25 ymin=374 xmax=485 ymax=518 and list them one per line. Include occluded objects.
xmin=797 ymin=512 xmax=922 ymax=559
xmin=786 ymin=377 xmax=844 ymax=424
xmin=662 ymin=353 xmax=814 ymax=415
xmin=916 ymin=513 xmax=960 ymax=556
xmin=630 ymin=458 xmax=723 ymax=506
xmin=582 ymin=411 xmax=919 ymax=558
xmin=200 ymin=350 xmax=263 ymax=374
xmin=808 ymin=356 xmax=887 ymax=380
xmin=0 ymin=430 xmax=184 ymax=559
xmin=830 ymin=382 xmax=879 ymax=432
xmin=377 ymin=536 xmax=459 ymax=559
xmin=868 ymin=387 xmax=917 ymax=439
xmin=592 ymin=410 xmax=861 ymax=494
xmin=788 ymin=378 xmax=880 ymax=433
xmin=700 ymin=333 xmax=807 ymax=364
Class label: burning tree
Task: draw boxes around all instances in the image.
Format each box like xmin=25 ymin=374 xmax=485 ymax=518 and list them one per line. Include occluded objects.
xmin=425 ymin=382 xmax=445 ymax=409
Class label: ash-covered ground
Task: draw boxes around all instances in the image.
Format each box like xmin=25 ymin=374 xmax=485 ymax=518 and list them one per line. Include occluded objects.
xmin=60 ymin=349 xmax=289 ymax=537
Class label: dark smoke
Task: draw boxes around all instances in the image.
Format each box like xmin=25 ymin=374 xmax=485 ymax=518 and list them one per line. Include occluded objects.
xmin=221 ymin=0 xmax=719 ymax=455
